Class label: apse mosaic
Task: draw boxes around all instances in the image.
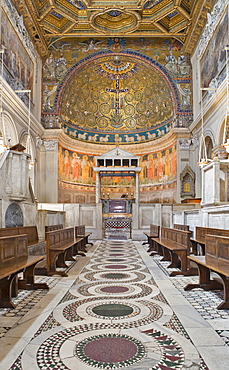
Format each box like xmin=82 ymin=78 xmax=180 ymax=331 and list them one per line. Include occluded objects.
xmin=42 ymin=37 xmax=192 ymax=144
xmin=58 ymin=144 xmax=177 ymax=203
xmin=59 ymin=54 xmax=174 ymax=134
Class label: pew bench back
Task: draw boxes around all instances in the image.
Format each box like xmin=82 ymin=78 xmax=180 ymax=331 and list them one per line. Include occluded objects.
xmin=174 ymin=224 xmax=189 ymax=231
xmin=195 ymin=227 xmax=229 ymax=245
xmin=0 ymin=226 xmax=39 ymax=246
xmin=161 ymin=227 xmax=190 ymax=250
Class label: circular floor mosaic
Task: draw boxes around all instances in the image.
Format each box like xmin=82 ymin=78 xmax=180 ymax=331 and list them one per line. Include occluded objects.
xmin=104 ymin=264 xmax=127 ymax=269
xmin=87 ymin=301 xmax=140 ymax=319
xmin=61 ymin=298 xmax=165 ymax=327
xmin=108 ymin=253 xmax=124 ymax=256
xmin=34 ymin=325 xmax=185 ymax=370
xmin=107 ymin=259 xmax=126 ymax=262
xmin=75 ymin=333 xmax=145 ymax=368
xmin=92 ymin=303 xmax=134 ymax=317
xmin=81 ymin=270 xmax=150 ymax=283
xmin=103 ymin=273 xmax=128 ymax=279
xmin=100 ymin=286 xmax=129 ymax=293
xmin=87 ymin=263 xmax=144 ymax=271
xmin=73 ymin=281 xmax=153 ymax=298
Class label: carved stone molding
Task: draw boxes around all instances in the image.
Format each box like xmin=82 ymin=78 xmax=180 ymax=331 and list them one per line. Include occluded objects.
xmin=43 ymin=139 xmax=58 ymax=151
xmin=179 ymin=138 xmax=192 ymax=149
xmin=36 ymin=138 xmax=58 ymax=151
xmin=36 ymin=137 xmax=43 ymax=148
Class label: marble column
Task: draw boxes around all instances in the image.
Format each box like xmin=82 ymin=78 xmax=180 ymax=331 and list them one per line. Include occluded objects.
xmin=135 ymin=172 xmax=139 ymax=204
xmin=96 ymin=172 xmax=101 ymax=203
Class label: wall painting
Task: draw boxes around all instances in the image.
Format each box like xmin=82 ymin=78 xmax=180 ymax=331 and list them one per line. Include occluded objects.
xmin=200 ymin=11 xmax=228 ymax=89
xmin=58 ymin=144 xmax=177 ymax=203
xmin=1 ymin=10 xmax=34 ymax=94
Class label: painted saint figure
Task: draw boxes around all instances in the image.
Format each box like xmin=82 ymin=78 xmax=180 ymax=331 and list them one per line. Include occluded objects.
xmin=64 ymin=150 xmax=70 ymax=179
xmin=72 ymin=152 xmax=80 ymax=181
xmin=164 ymin=50 xmax=178 ymax=74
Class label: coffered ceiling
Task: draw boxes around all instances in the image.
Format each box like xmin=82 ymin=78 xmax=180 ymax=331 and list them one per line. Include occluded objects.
xmin=15 ymin=0 xmax=214 ymax=56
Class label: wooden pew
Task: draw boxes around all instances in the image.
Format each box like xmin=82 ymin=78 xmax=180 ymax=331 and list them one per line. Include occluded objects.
xmin=0 ymin=226 xmax=40 ymax=246
xmin=174 ymin=224 xmax=190 ymax=231
xmin=75 ymin=225 xmax=93 ymax=255
xmin=143 ymin=224 xmax=160 ymax=249
xmin=36 ymin=227 xmax=82 ymax=277
xmin=45 ymin=224 xmax=63 ymax=240
xmin=151 ymin=227 xmax=197 ymax=276
xmin=191 ymin=227 xmax=229 ymax=255
xmin=0 ymin=234 xmax=48 ymax=308
xmin=185 ymin=234 xmax=229 ymax=309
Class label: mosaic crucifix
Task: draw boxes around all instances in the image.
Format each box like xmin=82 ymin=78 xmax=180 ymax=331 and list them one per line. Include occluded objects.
xmin=106 ymin=76 xmax=128 ymax=115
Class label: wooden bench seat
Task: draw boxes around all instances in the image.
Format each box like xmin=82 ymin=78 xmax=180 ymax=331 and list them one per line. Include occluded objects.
xmin=0 ymin=226 xmax=46 ymax=256
xmin=45 ymin=224 xmax=63 ymax=240
xmin=174 ymin=224 xmax=190 ymax=231
xmin=0 ymin=226 xmax=40 ymax=246
xmin=143 ymin=225 xmax=160 ymax=249
xmin=150 ymin=227 xmax=197 ymax=276
xmin=185 ymin=234 xmax=229 ymax=309
xmin=36 ymin=227 xmax=82 ymax=277
xmin=75 ymin=225 xmax=93 ymax=255
xmin=190 ymin=226 xmax=229 ymax=255
xmin=0 ymin=234 xmax=48 ymax=308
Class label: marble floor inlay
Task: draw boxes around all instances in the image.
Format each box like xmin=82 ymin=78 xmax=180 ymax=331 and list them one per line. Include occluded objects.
xmin=1 ymin=240 xmax=229 ymax=369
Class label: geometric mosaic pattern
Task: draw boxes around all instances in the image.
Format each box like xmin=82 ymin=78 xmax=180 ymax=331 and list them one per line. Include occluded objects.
xmin=8 ymin=239 xmax=211 ymax=370
xmin=75 ymin=281 xmax=153 ymax=297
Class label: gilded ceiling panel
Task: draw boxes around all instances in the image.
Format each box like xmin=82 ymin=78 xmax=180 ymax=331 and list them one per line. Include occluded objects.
xmin=19 ymin=0 xmax=210 ymax=55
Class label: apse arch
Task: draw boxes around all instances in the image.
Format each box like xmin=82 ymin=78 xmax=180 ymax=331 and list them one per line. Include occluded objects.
xmin=55 ymin=50 xmax=182 ymax=144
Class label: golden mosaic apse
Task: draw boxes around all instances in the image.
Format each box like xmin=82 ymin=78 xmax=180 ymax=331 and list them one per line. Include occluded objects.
xmin=60 ymin=54 xmax=174 ymax=133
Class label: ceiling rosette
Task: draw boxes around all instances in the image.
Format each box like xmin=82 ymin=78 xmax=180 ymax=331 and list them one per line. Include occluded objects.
xmin=90 ymin=8 xmax=141 ymax=34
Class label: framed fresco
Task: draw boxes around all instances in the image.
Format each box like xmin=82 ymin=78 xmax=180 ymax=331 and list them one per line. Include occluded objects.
xmin=0 ymin=10 xmax=34 ymax=94
xmin=200 ymin=10 xmax=228 ymax=89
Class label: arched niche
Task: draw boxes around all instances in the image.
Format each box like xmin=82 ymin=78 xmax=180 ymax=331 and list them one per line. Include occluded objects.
xmin=20 ymin=130 xmax=36 ymax=190
xmin=0 ymin=112 xmax=18 ymax=147
xmin=205 ymin=135 xmax=214 ymax=160
xmin=180 ymin=165 xmax=195 ymax=199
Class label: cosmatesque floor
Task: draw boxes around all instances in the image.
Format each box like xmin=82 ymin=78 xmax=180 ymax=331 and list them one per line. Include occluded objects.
xmin=1 ymin=240 xmax=229 ymax=370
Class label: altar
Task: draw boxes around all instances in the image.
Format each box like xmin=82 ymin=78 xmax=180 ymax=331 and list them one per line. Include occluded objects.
xmin=102 ymin=198 xmax=133 ymax=239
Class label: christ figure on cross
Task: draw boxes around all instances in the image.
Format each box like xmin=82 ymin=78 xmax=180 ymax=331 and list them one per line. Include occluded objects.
xmin=106 ymin=76 xmax=128 ymax=115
